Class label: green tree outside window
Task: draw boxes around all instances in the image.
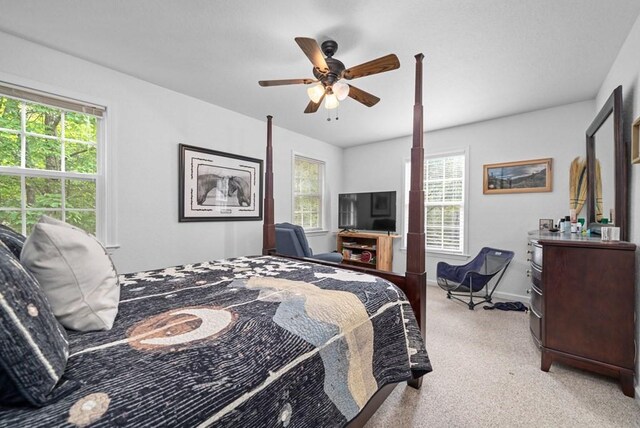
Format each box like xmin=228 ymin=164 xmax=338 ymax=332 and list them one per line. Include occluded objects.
xmin=0 ymin=95 xmax=100 ymax=235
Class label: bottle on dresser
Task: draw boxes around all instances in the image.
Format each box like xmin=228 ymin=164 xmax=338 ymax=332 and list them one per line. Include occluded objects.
xmin=569 ymin=209 xmax=578 ymax=233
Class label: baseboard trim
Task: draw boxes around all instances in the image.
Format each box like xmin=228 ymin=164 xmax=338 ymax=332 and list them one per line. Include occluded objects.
xmin=636 ymin=385 xmax=640 ymax=404
xmin=493 ymin=290 xmax=530 ymax=304
xmin=426 ymin=280 xmax=529 ymax=304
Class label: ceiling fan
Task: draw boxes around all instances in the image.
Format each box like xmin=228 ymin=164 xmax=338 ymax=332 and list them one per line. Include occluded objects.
xmin=258 ymin=37 xmax=400 ymax=114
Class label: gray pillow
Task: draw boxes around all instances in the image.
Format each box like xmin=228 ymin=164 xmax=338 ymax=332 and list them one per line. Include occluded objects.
xmin=0 ymin=224 xmax=26 ymax=259
xmin=21 ymin=216 xmax=120 ymax=332
xmin=0 ymin=240 xmax=76 ymax=406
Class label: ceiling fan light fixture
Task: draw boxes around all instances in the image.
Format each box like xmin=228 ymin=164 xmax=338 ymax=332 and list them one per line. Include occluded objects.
xmin=324 ymin=93 xmax=339 ymax=110
xmin=259 ymin=37 xmax=398 ymax=115
xmin=307 ymin=84 xmax=325 ymax=103
xmin=332 ymin=81 xmax=349 ymax=101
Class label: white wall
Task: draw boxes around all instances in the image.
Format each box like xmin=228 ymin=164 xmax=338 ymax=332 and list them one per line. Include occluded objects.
xmin=0 ymin=31 xmax=342 ymax=273
xmin=596 ymin=13 xmax=640 ymax=400
xmin=343 ymin=100 xmax=595 ymax=301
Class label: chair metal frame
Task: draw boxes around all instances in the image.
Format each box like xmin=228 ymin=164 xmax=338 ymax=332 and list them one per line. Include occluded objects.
xmin=437 ymin=248 xmax=514 ymax=310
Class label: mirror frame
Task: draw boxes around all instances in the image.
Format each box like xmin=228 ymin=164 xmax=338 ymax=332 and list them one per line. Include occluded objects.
xmin=586 ymin=85 xmax=628 ymax=241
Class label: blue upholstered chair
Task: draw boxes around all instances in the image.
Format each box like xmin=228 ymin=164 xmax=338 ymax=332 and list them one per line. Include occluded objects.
xmin=437 ymin=247 xmax=514 ymax=310
xmin=275 ymin=222 xmax=343 ymax=263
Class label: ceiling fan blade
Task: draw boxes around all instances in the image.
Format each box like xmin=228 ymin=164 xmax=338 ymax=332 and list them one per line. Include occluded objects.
xmin=347 ymin=85 xmax=380 ymax=107
xmin=295 ymin=37 xmax=329 ymax=73
xmin=343 ymin=54 xmax=400 ymax=80
xmin=304 ymin=94 xmax=325 ymax=114
xmin=259 ymin=78 xmax=316 ymax=87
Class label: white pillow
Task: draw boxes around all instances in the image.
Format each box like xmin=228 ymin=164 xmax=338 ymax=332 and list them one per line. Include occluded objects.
xmin=21 ymin=216 xmax=120 ymax=331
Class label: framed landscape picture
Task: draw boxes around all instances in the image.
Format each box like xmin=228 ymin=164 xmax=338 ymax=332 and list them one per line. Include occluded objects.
xmin=483 ymin=158 xmax=552 ymax=194
xmin=179 ymin=144 xmax=263 ymax=222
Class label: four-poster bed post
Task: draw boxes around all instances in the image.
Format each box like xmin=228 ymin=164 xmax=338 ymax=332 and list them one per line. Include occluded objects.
xmin=262 ymin=115 xmax=275 ymax=255
xmin=262 ymin=53 xmax=427 ymax=390
xmin=406 ymin=53 xmax=426 ymax=332
xmin=405 ymin=52 xmax=427 ymax=389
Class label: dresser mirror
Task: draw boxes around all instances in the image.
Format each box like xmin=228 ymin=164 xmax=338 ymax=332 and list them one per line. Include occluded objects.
xmin=594 ymin=115 xmax=615 ymax=221
xmin=585 ymin=85 xmax=628 ymax=241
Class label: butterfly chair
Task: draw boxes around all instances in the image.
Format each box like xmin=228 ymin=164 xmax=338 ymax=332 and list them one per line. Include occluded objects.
xmin=437 ymin=247 xmax=514 ymax=310
xmin=275 ymin=222 xmax=343 ymax=263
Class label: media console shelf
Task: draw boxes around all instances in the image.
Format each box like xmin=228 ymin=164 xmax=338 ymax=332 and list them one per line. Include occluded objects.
xmin=337 ymin=231 xmax=399 ymax=272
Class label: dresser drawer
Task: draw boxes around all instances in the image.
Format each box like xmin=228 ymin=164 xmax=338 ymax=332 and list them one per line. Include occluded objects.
xmin=531 ymin=243 xmax=543 ymax=269
xmin=530 ymin=264 xmax=542 ymax=290
xmin=529 ymin=308 xmax=542 ymax=345
xmin=530 ymin=285 xmax=542 ymax=315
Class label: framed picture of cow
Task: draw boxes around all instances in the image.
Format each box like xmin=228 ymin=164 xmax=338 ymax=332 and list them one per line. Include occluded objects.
xmin=179 ymin=144 xmax=263 ymax=222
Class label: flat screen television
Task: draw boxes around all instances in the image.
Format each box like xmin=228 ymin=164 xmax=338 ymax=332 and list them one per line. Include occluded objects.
xmin=338 ymin=191 xmax=397 ymax=232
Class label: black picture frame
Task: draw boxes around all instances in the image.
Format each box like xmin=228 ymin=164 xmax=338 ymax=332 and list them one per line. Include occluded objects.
xmin=179 ymin=144 xmax=263 ymax=222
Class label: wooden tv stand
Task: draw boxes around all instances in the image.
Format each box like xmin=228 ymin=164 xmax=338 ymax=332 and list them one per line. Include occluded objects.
xmin=337 ymin=231 xmax=399 ymax=272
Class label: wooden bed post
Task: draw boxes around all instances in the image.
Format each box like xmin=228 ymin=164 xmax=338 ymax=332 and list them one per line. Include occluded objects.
xmin=262 ymin=115 xmax=276 ymax=255
xmin=405 ymin=53 xmax=427 ymax=390
xmin=406 ymin=53 xmax=427 ymax=336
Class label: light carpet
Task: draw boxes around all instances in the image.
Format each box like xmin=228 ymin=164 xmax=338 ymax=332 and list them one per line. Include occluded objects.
xmin=366 ymin=287 xmax=640 ymax=427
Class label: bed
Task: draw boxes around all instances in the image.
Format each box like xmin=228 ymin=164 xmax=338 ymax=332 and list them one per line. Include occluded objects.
xmin=0 ymin=54 xmax=430 ymax=427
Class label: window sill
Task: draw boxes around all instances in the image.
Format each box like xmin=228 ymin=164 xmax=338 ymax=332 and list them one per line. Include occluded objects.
xmin=304 ymin=229 xmax=329 ymax=237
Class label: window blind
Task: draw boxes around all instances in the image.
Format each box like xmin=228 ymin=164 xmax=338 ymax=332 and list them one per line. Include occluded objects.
xmin=425 ymin=154 xmax=465 ymax=253
xmin=0 ymin=82 xmax=105 ymax=117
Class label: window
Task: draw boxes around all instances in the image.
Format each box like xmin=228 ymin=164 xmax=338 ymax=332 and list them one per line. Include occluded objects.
xmin=293 ymin=155 xmax=325 ymax=231
xmin=404 ymin=150 xmax=467 ymax=253
xmin=0 ymin=84 xmax=105 ymax=237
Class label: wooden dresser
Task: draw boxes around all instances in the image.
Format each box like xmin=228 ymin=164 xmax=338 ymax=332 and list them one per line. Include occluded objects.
xmin=527 ymin=231 xmax=636 ymax=397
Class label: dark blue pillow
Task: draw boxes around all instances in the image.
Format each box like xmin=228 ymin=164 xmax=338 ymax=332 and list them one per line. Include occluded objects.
xmin=0 ymin=224 xmax=25 ymax=259
xmin=0 ymin=240 xmax=75 ymax=407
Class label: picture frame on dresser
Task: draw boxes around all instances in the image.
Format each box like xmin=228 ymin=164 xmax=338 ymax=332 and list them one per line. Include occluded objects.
xmin=538 ymin=219 xmax=554 ymax=231
xmin=178 ymin=144 xmax=263 ymax=222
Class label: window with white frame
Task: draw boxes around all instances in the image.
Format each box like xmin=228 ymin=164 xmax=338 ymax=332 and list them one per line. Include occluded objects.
xmin=0 ymin=84 xmax=105 ymax=237
xmin=404 ymin=151 xmax=466 ymax=253
xmin=293 ymin=155 xmax=325 ymax=231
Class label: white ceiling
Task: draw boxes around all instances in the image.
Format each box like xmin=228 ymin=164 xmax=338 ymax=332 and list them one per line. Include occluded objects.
xmin=0 ymin=1 xmax=639 ymax=147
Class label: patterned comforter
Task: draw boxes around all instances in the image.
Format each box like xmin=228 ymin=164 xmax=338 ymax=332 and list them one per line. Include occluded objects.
xmin=1 ymin=256 xmax=431 ymax=427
